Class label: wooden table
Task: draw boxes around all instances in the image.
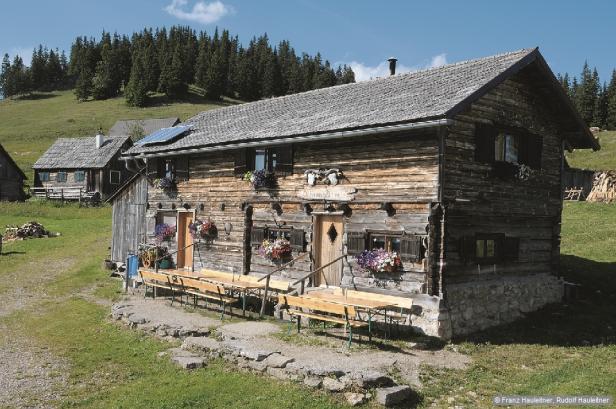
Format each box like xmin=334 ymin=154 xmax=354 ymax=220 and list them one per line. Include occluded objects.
xmin=300 ymin=291 xmax=396 ymax=336
xmin=200 ymin=276 xmax=263 ymax=316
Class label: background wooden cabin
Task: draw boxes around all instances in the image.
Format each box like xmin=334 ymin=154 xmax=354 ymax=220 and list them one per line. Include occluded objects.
xmin=0 ymin=144 xmax=26 ymax=201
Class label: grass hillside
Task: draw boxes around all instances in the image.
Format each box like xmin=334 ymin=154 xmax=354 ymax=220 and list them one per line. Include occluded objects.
xmin=566 ymin=130 xmax=616 ymax=170
xmin=0 ymin=88 xmax=231 ymax=178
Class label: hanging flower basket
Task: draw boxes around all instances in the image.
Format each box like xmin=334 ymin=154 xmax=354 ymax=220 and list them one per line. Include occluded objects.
xmin=244 ymin=170 xmax=276 ymax=189
xmin=153 ymin=177 xmax=177 ymax=193
xmin=189 ymin=218 xmax=218 ymax=240
xmin=154 ymin=223 xmax=176 ymax=242
xmin=258 ymin=239 xmax=292 ymax=262
xmin=355 ymin=249 xmax=402 ymax=273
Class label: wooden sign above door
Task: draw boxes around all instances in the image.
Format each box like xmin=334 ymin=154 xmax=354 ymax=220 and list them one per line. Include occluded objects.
xmin=297 ymin=185 xmax=357 ymax=202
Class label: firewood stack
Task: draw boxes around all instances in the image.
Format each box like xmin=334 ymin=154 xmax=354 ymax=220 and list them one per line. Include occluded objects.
xmin=3 ymin=221 xmax=51 ymax=240
xmin=586 ymin=171 xmax=616 ymax=203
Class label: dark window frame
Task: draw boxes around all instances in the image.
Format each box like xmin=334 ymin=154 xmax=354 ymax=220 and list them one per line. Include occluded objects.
xmin=74 ymin=170 xmax=85 ymax=182
xmin=39 ymin=171 xmax=50 ymax=182
xmin=475 ymin=123 xmax=542 ymax=170
xmin=109 ymin=170 xmax=121 ymax=185
xmin=366 ymin=230 xmax=403 ymax=253
xmin=56 ymin=171 xmax=67 ymax=183
xmin=474 ymin=233 xmax=504 ymax=264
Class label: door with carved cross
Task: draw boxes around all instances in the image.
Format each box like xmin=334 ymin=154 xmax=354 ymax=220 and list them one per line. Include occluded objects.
xmin=313 ymin=215 xmax=343 ymax=287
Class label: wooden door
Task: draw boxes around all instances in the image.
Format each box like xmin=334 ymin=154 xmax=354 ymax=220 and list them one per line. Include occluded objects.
xmin=176 ymin=212 xmax=194 ymax=270
xmin=313 ymin=215 xmax=344 ymax=287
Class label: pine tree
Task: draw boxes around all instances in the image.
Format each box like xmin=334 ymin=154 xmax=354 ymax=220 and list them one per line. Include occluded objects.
xmin=194 ymin=32 xmax=210 ymax=89
xmin=92 ymin=42 xmax=121 ymax=99
xmin=262 ymin=50 xmax=282 ymax=98
xmin=576 ymin=62 xmax=599 ymax=125
xmin=605 ymin=70 xmax=616 ymax=130
xmin=0 ymin=54 xmax=12 ymax=97
xmin=125 ymin=50 xmax=148 ymax=107
xmin=9 ymin=55 xmax=31 ymax=96
xmin=74 ymin=67 xmax=93 ymax=101
xmin=158 ymin=44 xmax=187 ymax=98
xmin=204 ymin=47 xmax=225 ymax=100
xmin=30 ymin=46 xmax=48 ymax=91
xmin=593 ymin=83 xmax=608 ymax=128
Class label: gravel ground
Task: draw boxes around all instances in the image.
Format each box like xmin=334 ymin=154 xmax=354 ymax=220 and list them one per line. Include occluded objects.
xmin=0 ymin=258 xmax=75 ymax=409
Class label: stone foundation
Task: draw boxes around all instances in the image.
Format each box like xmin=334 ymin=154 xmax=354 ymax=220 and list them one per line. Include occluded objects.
xmin=444 ymin=273 xmax=564 ymax=337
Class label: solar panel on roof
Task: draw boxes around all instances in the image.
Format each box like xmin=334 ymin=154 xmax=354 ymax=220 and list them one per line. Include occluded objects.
xmin=136 ymin=125 xmax=192 ymax=146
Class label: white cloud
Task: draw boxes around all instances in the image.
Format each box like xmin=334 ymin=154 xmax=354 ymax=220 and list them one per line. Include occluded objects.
xmin=164 ymin=0 xmax=233 ymax=24
xmin=346 ymin=53 xmax=448 ymax=82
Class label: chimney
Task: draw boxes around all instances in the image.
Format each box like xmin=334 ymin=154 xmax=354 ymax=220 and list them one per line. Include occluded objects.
xmin=387 ymin=57 xmax=397 ymax=76
xmin=95 ymin=129 xmax=105 ymax=149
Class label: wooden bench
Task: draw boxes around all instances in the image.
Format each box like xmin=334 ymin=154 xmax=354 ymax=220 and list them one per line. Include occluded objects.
xmin=176 ymin=276 xmax=237 ymax=319
xmin=278 ymin=294 xmax=369 ymax=346
xmin=139 ymin=269 xmax=183 ymax=305
xmin=201 ymin=269 xmax=293 ymax=297
xmin=339 ymin=289 xmax=414 ymax=331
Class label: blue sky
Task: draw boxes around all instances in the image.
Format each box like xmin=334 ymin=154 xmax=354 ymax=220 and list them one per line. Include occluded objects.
xmin=1 ymin=0 xmax=615 ymax=82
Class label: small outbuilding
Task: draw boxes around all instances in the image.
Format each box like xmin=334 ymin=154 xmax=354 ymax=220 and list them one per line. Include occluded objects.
xmin=32 ymin=134 xmax=132 ymax=201
xmin=0 ymin=144 xmax=27 ymax=201
xmin=107 ymin=173 xmax=148 ymax=264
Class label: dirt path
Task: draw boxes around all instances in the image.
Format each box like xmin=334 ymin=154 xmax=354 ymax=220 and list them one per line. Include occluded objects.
xmin=0 ymin=258 xmax=76 ymax=409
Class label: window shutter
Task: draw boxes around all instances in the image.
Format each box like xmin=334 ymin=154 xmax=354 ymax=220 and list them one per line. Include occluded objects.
xmin=151 ymin=158 xmax=164 ymax=178
xmin=290 ymin=228 xmax=305 ymax=251
xmin=346 ymin=232 xmax=367 ymax=255
xmin=250 ymin=226 xmax=267 ymax=246
xmin=175 ymin=156 xmax=189 ymax=181
xmin=527 ymin=135 xmax=543 ymax=169
xmin=459 ymin=236 xmax=476 ymax=262
xmin=400 ymin=235 xmax=423 ymax=262
xmin=503 ymin=237 xmax=520 ymax=261
xmin=234 ymin=148 xmax=248 ymax=176
xmin=275 ymin=145 xmax=293 ymax=176
xmin=475 ymin=123 xmax=496 ymax=163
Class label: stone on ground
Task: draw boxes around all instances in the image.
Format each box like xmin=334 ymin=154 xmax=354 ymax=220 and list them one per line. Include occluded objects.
xmin=181 ymin=336 xmax=221 ymax=353
xmin=344 ymin=392 xmax=366 ymax=406
xmin=322 ymin=377 xmax=346 ymax=392
xmin=167 ymin=347 xmax=207 ymax=370
xmin=375 ymin=385 xmax=412 ymax=407
xmin=303 ymin=376 xmax=322 ymax=389
xmin=264 ymin=353 xmax=294 ymax=368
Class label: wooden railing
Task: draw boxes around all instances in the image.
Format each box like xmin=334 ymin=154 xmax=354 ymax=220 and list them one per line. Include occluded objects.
xmin=257 ymin=252 xmax=309 ymax=317
xmin=290 ymin=253 xmax=348 ymax=295
xmin=30 ymin=187 xmax=96 ymax=206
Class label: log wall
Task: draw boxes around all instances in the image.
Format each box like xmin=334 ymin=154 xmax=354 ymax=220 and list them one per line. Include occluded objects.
xmin=442 ymin=70 xmax=566 ymax=335
xmin=145 ymin=130 xmax=439 ymax=293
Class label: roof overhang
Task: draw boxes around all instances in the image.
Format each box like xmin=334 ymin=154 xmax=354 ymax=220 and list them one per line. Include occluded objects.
xmin=121 ymin=118 xmax=454 ymax=160
xmin=445 ymin=47 xmax=599 ymax=151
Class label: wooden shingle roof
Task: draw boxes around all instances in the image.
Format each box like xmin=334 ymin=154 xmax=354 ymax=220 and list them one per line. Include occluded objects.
xmin=33 ymin=136 xmax=130 ymax=170
xmin=124 ymin=48 xmax=598 ymax=156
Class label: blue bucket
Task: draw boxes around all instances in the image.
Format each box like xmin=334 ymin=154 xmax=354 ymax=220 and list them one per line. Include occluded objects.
xmin=127 ymin=254 xmax=139 ymax=278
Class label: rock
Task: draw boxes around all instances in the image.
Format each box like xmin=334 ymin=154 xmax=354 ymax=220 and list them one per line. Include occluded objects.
xmin=344 ymin=392 xmax=366 ymax=407
xmin=247 ymin=360 xmax=268 ymax=372
xmin=267 ymin=366 xmax=301 ymax=381
xmin=127 ymin=314 xmax=147 ymax=325
xmin=375 ymin=385 xmax=412 ymax=407
xmin=171 ymin=355 xmax=206 ymax=369
xmin=357 ymin=371 xmax=394 ymax=388
xmin=322 ymin=377 xmax=346 ymax=392
xmin=182 ymin=336 xmax=221 ymax=353
xmin=467 ymin=391 xmax=477 ymax=398
xmin=303 ymin=376 xmax=322 ymax=389
xmin=264 ymin=353 xmax=294 ymax=368
xmin=239 ymin=347 xmax=276 ymax=362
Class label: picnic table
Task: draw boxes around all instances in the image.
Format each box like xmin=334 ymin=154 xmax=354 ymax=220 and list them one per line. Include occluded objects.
xmin=300 ymin=290 xmax=397 ymax=337
xmin=199 ymin=274 xmax=263 ymax=316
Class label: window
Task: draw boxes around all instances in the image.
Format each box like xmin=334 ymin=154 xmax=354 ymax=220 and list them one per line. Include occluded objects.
xmin=494 ymin=132 xmax=519 ymax=163
xmin=475 ymin=123 xmax=542 ymax=169
xmin=56 ymin=171 xmax=67 ymax=183
xmin=157 ymin=159 xmax=175 ymax=179
xmin=234 ymin=146 xmax=293 ymax=176
xmin=39 ymin=172 xmax=50 ymax=182
xmin=459 ymin=233 xmax=520 ymax=264
xmin=75 ymin=170 xmax=85 ymax=182
xmin=347 ymin=231 xmax=424 ymax=262
xmin=267 ymin=227 xmax=290 ymax=241
xmin=250 ymin=226 xmax=304 ymax=251
xmin=254 ymin=149 xmax=278 ymax=172
xmin=369 ymin=233 xmax=402 ymax=253
xmin=110 ymin=170 xmax=121 ymax=185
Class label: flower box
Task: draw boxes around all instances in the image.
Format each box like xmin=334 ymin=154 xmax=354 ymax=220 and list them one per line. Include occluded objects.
xmin=258 ymin=239 xmax=292 ymax=262
xmin=355 ymin=249 xmax=402 ymax=273
xmin=189 ymin=219 xmax=218 ymax=240
xmin=244 ymin=170 xmax=276 ymax=189
xmin=154 ymin=223 xmax=176 ymax=243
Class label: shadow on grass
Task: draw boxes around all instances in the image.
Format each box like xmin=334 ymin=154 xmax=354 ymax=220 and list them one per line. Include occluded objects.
xmin=456 ymin=255 xmax=616 ymax=347
xmin=1 ymin=251 xmax=27 ymax=256
xmin=145 ymin=90 xmax=241 ymax=108
xmin=14 ymin=92 xmax=59 ymax=101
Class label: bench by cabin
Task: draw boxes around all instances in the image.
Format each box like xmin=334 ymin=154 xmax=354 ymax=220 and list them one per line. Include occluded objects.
xmin=119 ymin=48 xmax=599 ymax=339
